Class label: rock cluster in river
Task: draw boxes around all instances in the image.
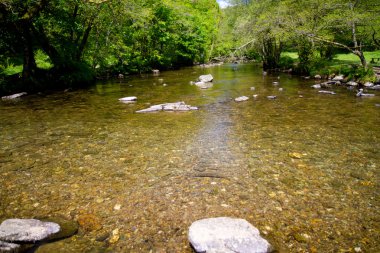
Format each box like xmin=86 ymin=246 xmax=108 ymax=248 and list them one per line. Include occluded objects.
xmin=189 ymin=217 xmax=272 ymax=253
xmin=136 ymin=102 xmax=198 ymax=113
xmin=194 ymin=74 xmax=214 ymax=89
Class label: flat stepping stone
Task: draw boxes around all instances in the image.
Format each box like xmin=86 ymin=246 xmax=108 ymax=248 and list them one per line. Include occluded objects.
xmin=0 ymin=219 xmax=60 ymax=242
xmin=235 ymin=96 xmax=249 ymax=102
xmin=189 ymin=217 xmax=272 ymax=253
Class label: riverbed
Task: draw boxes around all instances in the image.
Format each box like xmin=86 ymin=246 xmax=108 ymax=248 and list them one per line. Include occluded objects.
xmin=1 ymin=63 xmax=379 ymax=252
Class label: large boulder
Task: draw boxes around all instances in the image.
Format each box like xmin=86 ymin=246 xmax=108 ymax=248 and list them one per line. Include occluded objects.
xmin=0 ymin=219 xmax=60 ymax=242
xmin=188 ymin=217 xmax=272 ymax=253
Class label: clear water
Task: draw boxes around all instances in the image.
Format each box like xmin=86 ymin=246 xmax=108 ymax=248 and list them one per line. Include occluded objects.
xmin=1 ymin=63 xmax=379 ymax=252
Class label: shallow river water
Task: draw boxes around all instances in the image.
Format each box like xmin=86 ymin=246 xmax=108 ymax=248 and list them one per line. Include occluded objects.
xmin=1 ymin=63 xmax=379 ymax=252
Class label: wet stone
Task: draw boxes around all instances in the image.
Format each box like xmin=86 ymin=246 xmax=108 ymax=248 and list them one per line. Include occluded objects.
xmin=38 ymin=217 xmax=78 ymax=241
xmin=0 ymin=219 xmax=60 ymax=242
xmin=188 ymin=217 xmax=272 ymax=253
xmin=0 ymin=241 xmax=20 ymax=252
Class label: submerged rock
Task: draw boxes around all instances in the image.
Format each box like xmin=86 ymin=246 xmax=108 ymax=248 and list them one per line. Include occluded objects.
xmin=235 ymin=96 xmax=249 ymax=102
xmin=0 ymin=219 xmax=60 ymax=242
xmin=195 ymin=81 xmax=213 ymax=89
xmin=356 ymin=89 xmax=375 ymax=97
xmin=347 ymin=81 xmax=358 ymax=86
xmin=267 ymin=96 xmax=277 ymax=99
xmin=136 ymin=102 xmax=198 ymax=113
xmin=188 ymin=217 xmax=272 ymax=253
xmin=1 ymin=92 xmax=27 ymax=101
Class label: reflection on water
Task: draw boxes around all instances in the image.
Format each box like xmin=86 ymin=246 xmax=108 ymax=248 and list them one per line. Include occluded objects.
xmin=1 ymin=63 xmax=379 ymax=252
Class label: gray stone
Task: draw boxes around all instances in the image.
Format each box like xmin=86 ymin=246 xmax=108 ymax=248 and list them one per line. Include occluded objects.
xmin=118 ymin=96 xmax=137 ymax=102
xmin=318 ymin=90 xmax=336 ymax=95
xmin=347 ymin=81 xmax=358 ymax=86
xmin=1 ymin=92 xmax=27 ymax=101
xmin=311 ymin=84 xmax=321 ymax=89
xmin=314 ymin=74 xmax=322 ymax=79
xmin=332 ymin=75 xmax=344 ymax=81
xmin=368 ymin=85 xmax=380 ymax=90
xmin=235 ymin=96 xmax=249 ymax=102
xmin=272 ymin=82 xmax=279 ymax=85
xmin=188 ymin=217 xmax=272 ymax=253
xmin=195 ymin=81 xmax=213 ymax=89
xmin=136 ymin=102 xmax=198 ymax=113
xmin=267 ymin=96 xmax=277 ymax=99
xmin=250 ymin=87 xmax=255 ymax=91
xmin=0 ymin=241 xmax=20 ymax=252
xmin=363 ymin=82 xmax=374 ymax=87
xmin=198 ymin=74 xmax=213 ymax=83
xmin=356 ymin=89 xmax=375 ymax=97
xmin=0 ymin=219 xmax=60 ymax=242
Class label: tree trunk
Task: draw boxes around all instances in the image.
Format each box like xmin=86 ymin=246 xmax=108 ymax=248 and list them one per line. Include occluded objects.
xmin=21 ymin=23 xmax=37 ymax=80
xmin=354 ymin=50 xmax=367 ymax=70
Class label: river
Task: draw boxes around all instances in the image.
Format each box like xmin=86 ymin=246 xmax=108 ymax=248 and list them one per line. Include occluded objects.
xmin=1 ymin=63 xmax=379 ymax=252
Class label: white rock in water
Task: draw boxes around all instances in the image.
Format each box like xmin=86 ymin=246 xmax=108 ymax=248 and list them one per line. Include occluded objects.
xmin=0 ymin=241 xmax=20 ymax=252
xmin=332 ymin=75 xmax=344 ymax=81
xmin=363 ymin=82 xmax=374 ymax=87
xmin=0 ymin=219 xmax=60 ymax=242
xmin=311 ymin=84 xmax=321 ymax=89
xmin=198 ymin=74 xmax=213 ymax=83
xmin=267 ymin=95 xmax=277 ymax=99
xmin=1 ymin=92 xmax=27 ymax=100
xmin=189 ymin=217 xmax=272 ymax=253
xmin=314 ymin=75 xmax=322 ymax=79
xmin=118 ymin=96 xmax=137 ymax=102
xmin=136 ymin=102 xmax=198 ymax=113
xmin=195 ymin=81 xmax=213 ymax=89
xmin=318 ymin=90 xmax=336 ymax=95
xmin=235 ymin=96 xmax=249 ymax=102
xmin=347 ymin=81 xmax=358 ymax=86
xmin=250 ymin=87 xmax=255 ymax=91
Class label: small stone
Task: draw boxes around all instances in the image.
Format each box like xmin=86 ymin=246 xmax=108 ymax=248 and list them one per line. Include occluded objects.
xmin=95 ymin=198 xmax=104 ymax=204
xmin=235 ymin=96 xmax=249 ymax=102
xmin=354 ymin=247 xmax=362 ymax=252
xmin=363 ymin=82 xmax=374 ymax=87
xmin=113 ymin=204 xmax=121 ymax=210
xmin=77 ymin=214 xmax=102 ymax=232
xmin=269 ymin=192 xmax=276 ymax=198
xmin=108 ymin=229 xmax=120 ymax=244
xmin=289 ymin=152 xmax=302 ymax=159
xmin=118 ymin=96 xmax=137 ymax=102
xmin=253 ymin=94 xmax=258 ymax=98
xmin=347 ymin=81 xmax=358 ymax=86
xmin=163 ymin=83 xmax=167 ymax=87
xmin=267 ymin=95 xmax=276 ymax=99
xmin=272 ymin=81 xmax=279 ymax=85
xmin=188 ymin=217 xmax=272 ymax=253
xmin=314 ymin=75 xmax=322 ymax=79
xmin=0 ymin=219 xmax=60 ymax=242
xmin=250 ymin=87 xmax=255 ymax=91
xmin=311 ymin=84 xmax=321 ymax=89
xmin=332 ymin=75 xmax=344 ymax=81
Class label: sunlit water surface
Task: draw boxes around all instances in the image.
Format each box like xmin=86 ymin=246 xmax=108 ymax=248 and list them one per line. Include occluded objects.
xmin=1 ymin=64 xmax=379 ymax=252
